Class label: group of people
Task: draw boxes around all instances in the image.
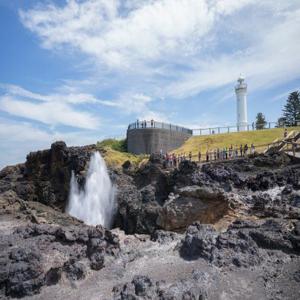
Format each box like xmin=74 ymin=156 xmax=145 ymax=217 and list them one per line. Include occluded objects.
xmin=160 ymin=143 xmax=256 ymax=167
xmin=202 ymin=144 xmax=255 ymax=162
xmin=133 ymin=119 xmax=155 ymax=129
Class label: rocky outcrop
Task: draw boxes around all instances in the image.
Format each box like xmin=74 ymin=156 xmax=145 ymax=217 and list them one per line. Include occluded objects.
xmin=112 ymin=273 xmax=207 ymax=300
xmin=115 ymin=152 xmax=300 ymax=234
xmin=0 ymin=141 xmax=96 ymax=210
xmin=114 ymin=156 xmax=234 ymax=234
xmin=1 ymin=145 xmax=300 ymax=299
xmin=180 ymin=219 xmax=300 ymax=268
xmin=0 ymin=223 xmax=119 ymax=298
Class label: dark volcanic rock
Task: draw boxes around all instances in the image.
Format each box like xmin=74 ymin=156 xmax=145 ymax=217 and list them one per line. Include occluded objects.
xmin=180 ymin=222 xmax=217 ymax=261
xmin=4 ymin=248 xmax=44 ymax=297
xmin=150 ymin=230 xmax=178 ymax=244
xmin=0 ymin=223 xmax=119 ymax=298
xmin=0 ymin=141 xmax=96 ymax=210
xmin=180 ymin=219 xmax=300 ymax=269
xmin=63 ymin=260 xmax=86 ymax=281
xmin=115 ymin=159 xmax=232 ymax=234
xmin=112 ymin=274 xmax=207 ymax=300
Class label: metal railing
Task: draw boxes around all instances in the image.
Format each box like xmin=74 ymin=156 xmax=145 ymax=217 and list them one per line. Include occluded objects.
xmin=128 ymin=120 xmax=193 ymax=135
xmin=128 ymin=121 xmax=300 ymax=137
xmin=192 ymin=122 xmax=279 ymax=136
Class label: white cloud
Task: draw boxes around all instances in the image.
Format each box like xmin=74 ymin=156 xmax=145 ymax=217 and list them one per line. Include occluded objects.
xmin=19 ymin=0 xmax=300 ymax=102
xmin=0 ymin=118 xmax=100 ymax=169
xmin=19 ymin=0 xmax=253 ymax=70
xmin=0 ymin=84 xmax=101 ymax=129
xmin=163 ymin=5 xmax=300 ymax=98
xmin=97 ymin=92 xmax=169 ymax=121
xmin=0 ymin=95 xmax=99 ymax=129
xmin=3 ymin=0 xmax=300 ymax=167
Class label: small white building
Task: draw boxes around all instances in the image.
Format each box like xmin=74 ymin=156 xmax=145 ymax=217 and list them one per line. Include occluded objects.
xmin=235 ymin=76 xmax=248 ymax=131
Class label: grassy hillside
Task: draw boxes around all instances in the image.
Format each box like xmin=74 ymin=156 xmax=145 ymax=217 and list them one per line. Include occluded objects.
xmin=173 ymin=127 xmax=300 ymax=156
xmin=96 ymin=139 xmax=148 ymax=168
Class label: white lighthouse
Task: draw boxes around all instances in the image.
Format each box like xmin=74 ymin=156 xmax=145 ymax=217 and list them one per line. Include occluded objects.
xmin=235 ymin=76 xmax=248 ymax=131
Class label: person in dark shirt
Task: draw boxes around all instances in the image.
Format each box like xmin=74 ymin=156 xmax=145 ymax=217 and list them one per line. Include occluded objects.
xmin=244 ymin=144 xmax=249 ymax=156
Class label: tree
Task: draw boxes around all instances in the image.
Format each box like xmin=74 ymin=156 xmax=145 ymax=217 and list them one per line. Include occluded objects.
xmin=276 ymin=117 xmax=286 ymax=128
xmin=255 ymin=112 xmax=267 ymax=130
xmin=282 ymin=91 xmax=300 ymax=126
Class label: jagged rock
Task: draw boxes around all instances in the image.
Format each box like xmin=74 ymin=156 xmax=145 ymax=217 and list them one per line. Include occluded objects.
xmin=112 ymin=274 xmax=207 ymax=300
xmin=213 ymin=228 xmax=262 ymax=268
xmin=63 ymin=260 xmax=86 ymax=281
xmin=2 ymin=142 xmax=300 ymax=299
xmin=150 ymin=230 xmax=178 ymax=244
xmin=4 ymin=247 xmax=44 ymax=297
xmin=180 ymin=219 xmax=300 ymax=269
xmin=180 ymin=223 xmax=217 ymax=261
xmin=0 ymin=223 xmax=119 ymax=298
xmin=158 ymin=186 xmax=230 ymax=232
xmin=44 ymin=267 xmax=62 ymax=286
xmin=0 ymin=141 xmax=96 ymax=210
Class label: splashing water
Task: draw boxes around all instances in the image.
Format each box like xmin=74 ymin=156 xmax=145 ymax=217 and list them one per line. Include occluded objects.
xmin=67 ymin=151 xmax=116 ymax=228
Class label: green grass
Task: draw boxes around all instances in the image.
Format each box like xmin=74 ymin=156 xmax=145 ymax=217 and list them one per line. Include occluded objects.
xmin=97 ymin=138 xmax=128 ymax=152
xmin=96 ymin=139 xmax=148 ymax=168
xmin=173 ymin=127 xmax=300 ymax=156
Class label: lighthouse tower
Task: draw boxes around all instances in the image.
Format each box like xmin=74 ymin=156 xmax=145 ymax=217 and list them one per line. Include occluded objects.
xmin=235 ymin=76 xmax=248 ymax=131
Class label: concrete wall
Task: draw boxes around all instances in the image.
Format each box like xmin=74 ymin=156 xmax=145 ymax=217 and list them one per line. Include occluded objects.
xmin=127 ymin=128 xmax=192 ymax=154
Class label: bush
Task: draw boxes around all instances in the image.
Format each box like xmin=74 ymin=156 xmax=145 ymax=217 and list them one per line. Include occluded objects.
xmin=97 ymin=139 xmax=127 ymax=152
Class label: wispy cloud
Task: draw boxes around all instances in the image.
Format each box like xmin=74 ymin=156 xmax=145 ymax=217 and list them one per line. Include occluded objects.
xmin=1 ymin=0 xmax=300 ymax=168
xmin=19 ymin=0 xmax=300 ymax=101
xmin=0 ymin=84 xmax=101 ymax=129
xmin=0 ymin=117 xmax=101 ymax=169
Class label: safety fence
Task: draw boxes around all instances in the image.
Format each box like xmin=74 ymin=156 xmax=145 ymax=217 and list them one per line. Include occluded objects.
xmin=192 ymin=122 xmax=279 ymax=136
xmin=173 ymin=132 xmax=300 ymax=163
xmin=128 ymin=120 xmax=193 ymax=135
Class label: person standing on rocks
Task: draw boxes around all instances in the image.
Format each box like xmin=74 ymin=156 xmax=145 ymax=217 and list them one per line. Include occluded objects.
xmin=189 ymin=151 xmax=192 ymax=161
xmin=244 ymin=144 xmax=249 ymax=156
xmin=160 ymin=149 xmax=163 ymax=157
xmin=240 ymin=144 xmax=243 ymax=157
xmin=173 ymin=154 xmax=177 ymax=167
xmin=214 ymin=149 xmax=217 ymax=160
xmin=198 ymin=151 xmax=201 ymax=162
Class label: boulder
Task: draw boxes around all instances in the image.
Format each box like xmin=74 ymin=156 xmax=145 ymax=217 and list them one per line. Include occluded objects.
xmin=180 ymin=222 xmax=217 ymax=261
xmin=0 ymin=223 xmax=119 ymax=298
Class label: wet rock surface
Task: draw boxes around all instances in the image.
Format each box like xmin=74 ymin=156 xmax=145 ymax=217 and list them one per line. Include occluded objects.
xmin=0 ymin=222 xmax=119 ymax=298
xmin=1 ymin=144 xmax=300 ymax=299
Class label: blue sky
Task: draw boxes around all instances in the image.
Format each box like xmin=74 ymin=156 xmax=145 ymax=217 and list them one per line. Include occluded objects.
xmin=0 ymin=0 xmax=300 ymax=168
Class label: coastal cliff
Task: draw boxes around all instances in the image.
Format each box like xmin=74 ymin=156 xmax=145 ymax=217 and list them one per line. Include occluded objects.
xmin=0 ymin=142 xmax=300 ymax=299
